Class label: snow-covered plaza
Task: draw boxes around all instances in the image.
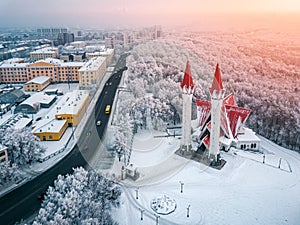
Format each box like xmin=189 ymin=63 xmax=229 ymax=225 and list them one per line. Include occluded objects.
xmin=112 ymin=129 xmax=300 ymax=225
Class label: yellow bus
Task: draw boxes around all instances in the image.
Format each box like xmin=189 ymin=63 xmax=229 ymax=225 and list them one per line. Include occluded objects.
xmin=105 ymin=105 xmax=111 ymax=114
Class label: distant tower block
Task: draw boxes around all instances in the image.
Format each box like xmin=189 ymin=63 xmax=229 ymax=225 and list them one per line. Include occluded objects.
xmin=209 ymin=64 xmax=225 ymax=162
xmin=180 ymin=61 xmax=194 ymax=152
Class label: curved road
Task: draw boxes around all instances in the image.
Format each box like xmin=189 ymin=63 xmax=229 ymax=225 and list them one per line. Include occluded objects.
xmin=0 ymin=56 xmax=127 ymax=225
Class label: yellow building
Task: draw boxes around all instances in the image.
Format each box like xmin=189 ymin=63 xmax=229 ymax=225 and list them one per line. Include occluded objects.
xmin=57 ymin=62 xmax=83 ymax=82
xmin=30 ymin=47 xmax=58 ymax=61
xmin=0 ymin=62 xmax=28 ymax=83
xmin=24 ymin=76 xmax=51 ymax=92
xmin=54 ymin=90 xmax=90 ymax=126
xmin=0 ymin=58 xmax=84 ymax=84
xmin=78 ymin=57 xmax=106 ymax=88
xmin=33 ymin=119 xmax=68 ymax=141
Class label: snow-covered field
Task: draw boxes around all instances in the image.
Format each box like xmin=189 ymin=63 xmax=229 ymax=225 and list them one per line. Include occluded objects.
xmin=113 ymin=129 xmax=300 ymax=225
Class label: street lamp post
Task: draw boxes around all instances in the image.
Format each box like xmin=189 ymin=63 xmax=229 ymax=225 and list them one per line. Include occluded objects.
xmin=179 ymin=181 xmax=184 ymax=193
xmin=135 ymin=187 xmax=139 ymax=200
xmin=154 ymin=214 xmax=160 ymax=225
xmin=187 ymin=204 xmax=190 ymax=217
xmin=138 ymin=208 xmax=145 ymax=220
xmin=278 ymin=158 xmax=282 ymax=168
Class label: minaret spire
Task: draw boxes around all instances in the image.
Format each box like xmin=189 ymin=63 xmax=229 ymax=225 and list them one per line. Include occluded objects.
xmin=210 ymin=63 xmax=223 ymax=94
xmin=180 ymin=60 xmax=194 ymax=93
xmin=180 ymin=60 xmax=194 ymax=152
xmin=209 ymin=63 xmax=225 ymax=164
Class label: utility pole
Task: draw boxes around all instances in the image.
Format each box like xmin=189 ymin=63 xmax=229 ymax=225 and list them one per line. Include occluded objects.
xmin=179 ymin=181 xmax=184 ymax=193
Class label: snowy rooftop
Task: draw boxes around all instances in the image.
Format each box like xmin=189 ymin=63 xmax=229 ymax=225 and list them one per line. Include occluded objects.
xmin=99 ymin=48 xmax=114 ymax=55
xmin=21 ymin=92 xmax=56 ymax=107
xmin=53 ymin=90 xmax=89 ymax=115
xmin=37 ymin=58 xmax=62 ymax=65
xmin=34 ymin=119 xmax=67 ymax=133
xmin=1 ymin=58 xmax=25 ymax=64
xmin=26 ymin=76 xmax=50 ymax=85
xmin=14 ymin=117 xmax=32 ymax=130
xmin=30 ymin=47 xmax=58 ymax=54
xmin=78 ymin=57 xmax=106 ymax=72
xmin=236 ymin=127 xmax=261 ymax=142
xmin=60 ymin=61 xmax=85 ymax=67
xmin=44 ymin=88 xmax=58 ymax=93
xmin=0 ymin=62 xmax=27 ymax=68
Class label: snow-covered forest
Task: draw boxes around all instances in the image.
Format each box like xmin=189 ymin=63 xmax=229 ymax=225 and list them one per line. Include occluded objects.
xmin=0 ymin=128 xmax=45 ymax=186
xmin=123 ymin=32 xmax=299 ymax=151
xmin=32 ymin=167 xmax=121 ymax=225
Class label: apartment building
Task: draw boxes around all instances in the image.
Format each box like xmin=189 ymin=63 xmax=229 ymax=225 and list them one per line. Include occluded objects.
xmin=24 ymin=76 xmax=51 ymax=92
xmin=78 ymin=57 xmax=106 ymax=88
xmin=0 ymin=58 xmax=84 ymax=84
xmin=30 ymin=47 xmax=58 ymax=61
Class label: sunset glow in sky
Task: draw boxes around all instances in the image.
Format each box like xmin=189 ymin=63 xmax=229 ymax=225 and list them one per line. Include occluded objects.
xmin=0 ymin=0 xmax=299 ymax=27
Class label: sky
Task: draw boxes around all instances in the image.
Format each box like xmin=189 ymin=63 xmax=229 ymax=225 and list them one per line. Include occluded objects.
xmin=0 ymin=0 xmax=299 ymax=28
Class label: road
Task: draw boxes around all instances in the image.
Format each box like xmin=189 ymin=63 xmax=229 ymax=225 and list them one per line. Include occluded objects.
xmin=0 ymin=55 xmax=128 ymax=225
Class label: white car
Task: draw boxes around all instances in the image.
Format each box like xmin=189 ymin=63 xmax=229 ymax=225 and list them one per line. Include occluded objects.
xmin=96 ymin=121 xmax=101 ymax=126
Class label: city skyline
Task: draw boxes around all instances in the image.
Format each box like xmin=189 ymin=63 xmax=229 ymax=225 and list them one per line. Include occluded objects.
xmin=0 ymin=0 xmax=299 ymax=28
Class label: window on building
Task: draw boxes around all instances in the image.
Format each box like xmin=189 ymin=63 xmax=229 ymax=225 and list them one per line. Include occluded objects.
xmin=49 ymin=135 xmax=53 ymax=140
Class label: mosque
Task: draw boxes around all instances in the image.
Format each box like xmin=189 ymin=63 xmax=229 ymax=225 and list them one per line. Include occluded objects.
xmin=180 ymin=61 xmax=260 ymax=164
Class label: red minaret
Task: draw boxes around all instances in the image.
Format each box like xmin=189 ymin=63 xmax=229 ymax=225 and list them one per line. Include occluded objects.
xmin=209 ymin=63 xmax=225 ymax=163
xmin=180 ymin=60 xmax=194 ymax=92
xmin=209 ymin=63 xmax=223 ymax=94
xmin=180 ymin=60 xmax=194 ymax=152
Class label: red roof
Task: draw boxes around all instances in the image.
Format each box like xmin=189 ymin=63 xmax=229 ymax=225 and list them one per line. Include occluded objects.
xmin=223 ymin=93 xmax=236 ymax=106
xmin=209 ymin=64 xmax=223 ymax=94
xmin=196 ymin=99 xmax=211 ymax=127
xmin=225 ymin=105 xmax=251 ymax=137
xmin=202 ymin=135 xmax=210 ymax=149
xmin=180 ymin=60 xmax=194 ymax=89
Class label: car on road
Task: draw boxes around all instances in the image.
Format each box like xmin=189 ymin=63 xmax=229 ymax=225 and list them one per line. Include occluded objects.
xmin=105 ymin=105 xmax=111 ymax=114
xmin=96 ymin=121 xmax=101 ymax=126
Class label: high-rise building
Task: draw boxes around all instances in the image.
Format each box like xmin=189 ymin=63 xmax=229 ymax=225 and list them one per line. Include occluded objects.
xmin=36 ymin=28 xmax=68 ymax=39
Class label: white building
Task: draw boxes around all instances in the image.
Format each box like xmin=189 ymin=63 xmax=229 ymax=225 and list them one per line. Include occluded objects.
xmin=196 ymin=64 xmax=261 ymax=163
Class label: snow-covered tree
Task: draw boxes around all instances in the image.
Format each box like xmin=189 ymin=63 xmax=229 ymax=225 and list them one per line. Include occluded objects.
xmin=0 ymin=161 xmax=24 ymax=186
xmin=32 ymin=167 xmax=121 ymax=225
xmin=125 ymin=37 xmax=300 ymax=151
xmin=1 ymin=127 xmax=45 ymax=167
